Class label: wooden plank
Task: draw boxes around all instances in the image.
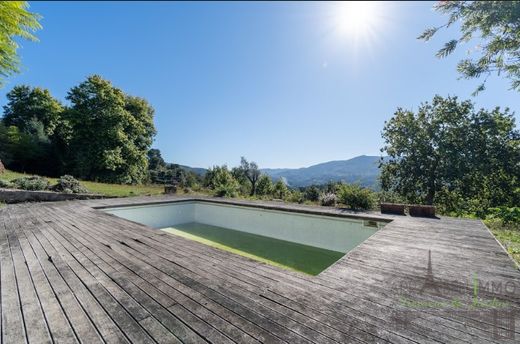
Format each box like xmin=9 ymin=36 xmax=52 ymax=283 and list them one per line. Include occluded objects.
xmin=0 ymin=211 xmax=26 ymax=344
xmin=36 ymin=204 xmax=281 ymax=344
xmin=74 ymin=205 xmax=475 ymax=344
xmin=1 ymin=196 xmax=519 ymax=344
xmin=4 ymin=210 xmax=52 ymax=343
xmin=15 ymin=208 xmax=124 ymax=344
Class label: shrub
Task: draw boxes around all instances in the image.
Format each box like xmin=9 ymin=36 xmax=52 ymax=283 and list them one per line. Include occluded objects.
xmin=304 ymin=186 xmax=320 ymax=202
xmin=0 ymin=179 xmax=12 ymax=188
xmin=337 ymin=184 xmax=376 ymax=210
xmin=273 ymin=179 xmax=289 ymax=199
xmin=0 ymin=160 xmax=4 ymax=174
xmin=287 ymin=190 xmax=304 ymax=204
xmin=256 ymin=175 xmax=273 ymax=196
xmin=12 ymin=176 xmax=50 ymax=191
xmin=319 ymin=192 xmax=337 ymax=207
xmin=214 ymin=182 xmax=239 ymax=197
xmin=52 ymin=175 xmax=88 ymax=194
xmin=487 ymin=207 xmax=520 ymax=225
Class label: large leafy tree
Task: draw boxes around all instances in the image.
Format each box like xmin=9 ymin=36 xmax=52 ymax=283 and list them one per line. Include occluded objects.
xmin=380 ymin=95 xmax=519 ymax=213
xmin=66 ymin=75 xmax=156 ymax=183
xmin=1 ymin=85 xmax=64 ymax=175
xmin=0 ymin=2 xmax=41 ymax=84
xmin=419 ymin=1 xmax=520 ymax=93
xmin=3 ymin=85 xmax=63 ymax=136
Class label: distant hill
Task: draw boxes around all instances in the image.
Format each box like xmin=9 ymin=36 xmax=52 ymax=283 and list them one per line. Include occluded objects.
xmin=262 ymin=155 xmax=387 ymax=189
xmin=178 ymin=165 xmax=207 ymax=176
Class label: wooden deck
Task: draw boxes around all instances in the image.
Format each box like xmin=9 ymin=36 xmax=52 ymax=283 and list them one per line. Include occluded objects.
xmin=1 ymin=195 xmax=519 ymax=343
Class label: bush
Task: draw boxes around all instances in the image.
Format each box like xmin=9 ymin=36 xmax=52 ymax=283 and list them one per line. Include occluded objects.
xmin=273 ymin=180 xmax=288 ymax=199
xmin=214 ymin=182 xmax=239 ymax=197
xmin=12 ymin=176 xmax=50 ymax=191
xmin=0 ymin=160 xmax=4 ymax=174
xmin=304 ymin=186 xmax=320 ymax=202
xmin=0 ymin=179 xmax=12 ymax=188
xmin=287 ymin=190 xmax=304 ymax=204
xmin=487 ymin=207 xmax=520 ymax=225
xmin=256 ymin=175 xmax=273 ymax=196
xmin=337 ymin=184 xmax=375 ymax=210
xmin=319 ymin=192 xmax=337 ymax=207
xmin=52 ymin=175 xmax=88 ymax=194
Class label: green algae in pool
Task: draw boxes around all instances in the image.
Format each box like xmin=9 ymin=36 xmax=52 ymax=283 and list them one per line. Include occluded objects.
xmin=162 ymin=222 xmax=345 ymax=275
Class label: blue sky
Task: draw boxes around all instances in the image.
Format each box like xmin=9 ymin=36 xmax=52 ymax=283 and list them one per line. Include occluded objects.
xmin=2 ymin=1 xmax=518 ymax=168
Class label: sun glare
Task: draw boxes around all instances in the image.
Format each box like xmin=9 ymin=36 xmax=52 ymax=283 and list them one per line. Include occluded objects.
xmin=334 ymin=1 xmax=380 ymax=38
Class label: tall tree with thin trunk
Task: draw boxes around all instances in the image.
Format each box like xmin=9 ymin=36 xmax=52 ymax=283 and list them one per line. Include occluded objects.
xmin=239 ymin=157 xmax=261 ymax=196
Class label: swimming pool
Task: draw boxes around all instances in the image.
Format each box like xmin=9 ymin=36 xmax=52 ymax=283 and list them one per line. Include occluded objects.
xmin=103 ymin=200 xmax=386 ymax=274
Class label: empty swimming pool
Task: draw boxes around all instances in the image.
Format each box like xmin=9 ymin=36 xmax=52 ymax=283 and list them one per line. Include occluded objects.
xmin=103 ymin=200 xmax=386 ymax=275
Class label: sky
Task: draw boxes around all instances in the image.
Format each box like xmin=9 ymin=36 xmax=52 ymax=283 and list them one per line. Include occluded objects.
xmin=1 ymin=1 xmax=518 ymax=169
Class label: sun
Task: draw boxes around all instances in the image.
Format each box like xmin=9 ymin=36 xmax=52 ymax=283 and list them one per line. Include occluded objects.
xmin=334 ymin=1 xmax=380 ymax=38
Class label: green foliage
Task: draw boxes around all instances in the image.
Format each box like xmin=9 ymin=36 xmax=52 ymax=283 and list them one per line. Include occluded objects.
xmin=0 ymin=179 xmax=12 ymax=188
xmin=487 ymin=207 xmax=520 ymax=225
xmin=303 ymin=185 xmax=320 ymax=202
xmin=234 ymin=157 xmax=261 ymax=196
xmin=256 ymin=174 xmax=273 ymax=196
xmin=319 ymin=192 xmax=337 ymax=207
xmin=12 ymin=175 xmax=49 ymax=191
xmin=66 ymin=75 xmax=156 ymax=184
xmin=51 ymin=175 xmax=88 ymax=194
xmin=337 ymin=184 xmax=376 ymax=210
xmin=0 ymin=122 xmax=55 ymax=174
xmin=0 ymin=2 xmax=41 ymax=84
xmin=272 ymin=179 xmax=288 ymax=199
xmin=420 ymin=1 xmax=520 ymax=93
xmin=286 ymin=190 xmax=304 ymax=204
xmin=204 ymin=165 xmax=240 ymax=197
xmin=486 ymin=219 xmax=520 ymax=265
xmin=381 ymin=95 xmax=519 ymax=215
xmin=3 ymin=85 xmax=63 ymax=136
xmin=147 ymin=148 xmax=166 ymax=171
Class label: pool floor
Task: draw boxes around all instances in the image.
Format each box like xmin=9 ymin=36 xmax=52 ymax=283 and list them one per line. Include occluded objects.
xmin=162 ymin=222 xmax=346 ymax=275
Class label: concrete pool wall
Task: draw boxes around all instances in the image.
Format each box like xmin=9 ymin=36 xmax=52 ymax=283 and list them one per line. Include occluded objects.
xmin=103 ymin=201 xmax=384 ymax=253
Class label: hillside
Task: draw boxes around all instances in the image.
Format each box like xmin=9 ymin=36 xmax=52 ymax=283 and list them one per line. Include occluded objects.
xmin=262 ymin=155 xmax=386 ymax=189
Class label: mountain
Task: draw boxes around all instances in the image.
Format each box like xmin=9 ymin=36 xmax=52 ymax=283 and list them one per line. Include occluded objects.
xmin=179 ymin=165 xmax=207 ymax=176
xmin=262 ymin=155 xmax=386 ymax=189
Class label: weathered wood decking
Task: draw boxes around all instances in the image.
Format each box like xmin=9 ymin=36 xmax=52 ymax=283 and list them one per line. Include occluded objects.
xmin=1 ymin=195 xmax=519 ymax=343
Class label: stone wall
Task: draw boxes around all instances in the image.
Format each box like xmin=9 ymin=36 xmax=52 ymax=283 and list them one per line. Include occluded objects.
xmin=0 ymin=188 xmax=105 ymax=203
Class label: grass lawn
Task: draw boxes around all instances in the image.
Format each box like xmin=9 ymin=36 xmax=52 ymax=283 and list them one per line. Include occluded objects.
xmin=485 ymin=219 xmax=520 ymax=267
xmin=162 ymin=222 xmax=345 ymax=275
xmin=1 ymin=169 xmax=164 ymax=197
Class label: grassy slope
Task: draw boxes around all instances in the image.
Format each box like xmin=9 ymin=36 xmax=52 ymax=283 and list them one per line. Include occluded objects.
xmin=1 ymin=169 xmax=164 ymax=197
xmin=485 ymin=219 xmax=520 ymax=267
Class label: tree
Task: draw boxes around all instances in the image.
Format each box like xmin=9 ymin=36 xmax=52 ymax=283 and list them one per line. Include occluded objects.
xmin=204 ymin=165 xmax=239 ymax=197
xmin=303 ymin=185 xmax=320 ymax=202
xmin=256 ymin=174 xmax=273 ymax=196
xmin=3 ymin=85 xmax=63 ymax=136
xmin=0 ymin=2 xmax=41 ymax=84
xmin=66 ymin=75 xmax=156 ymax=184
xmin=380 ymin=95 xmax=519 ymax=214
xmin=419 ymin=1 xmax=520 ymax=93
xmin=273 ymin=179 xmax=288 ymax=200
xmin=147 ymin=148 xmax=166 ymax=171
xmin=237 ymin=157 xmax=261 ymax=196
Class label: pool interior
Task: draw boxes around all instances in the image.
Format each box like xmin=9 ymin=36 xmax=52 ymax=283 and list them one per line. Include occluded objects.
xmin=103 ymin=201 xmax=386 ymax=275
xmin=162 ymin=222 xmax=346 ymax=275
